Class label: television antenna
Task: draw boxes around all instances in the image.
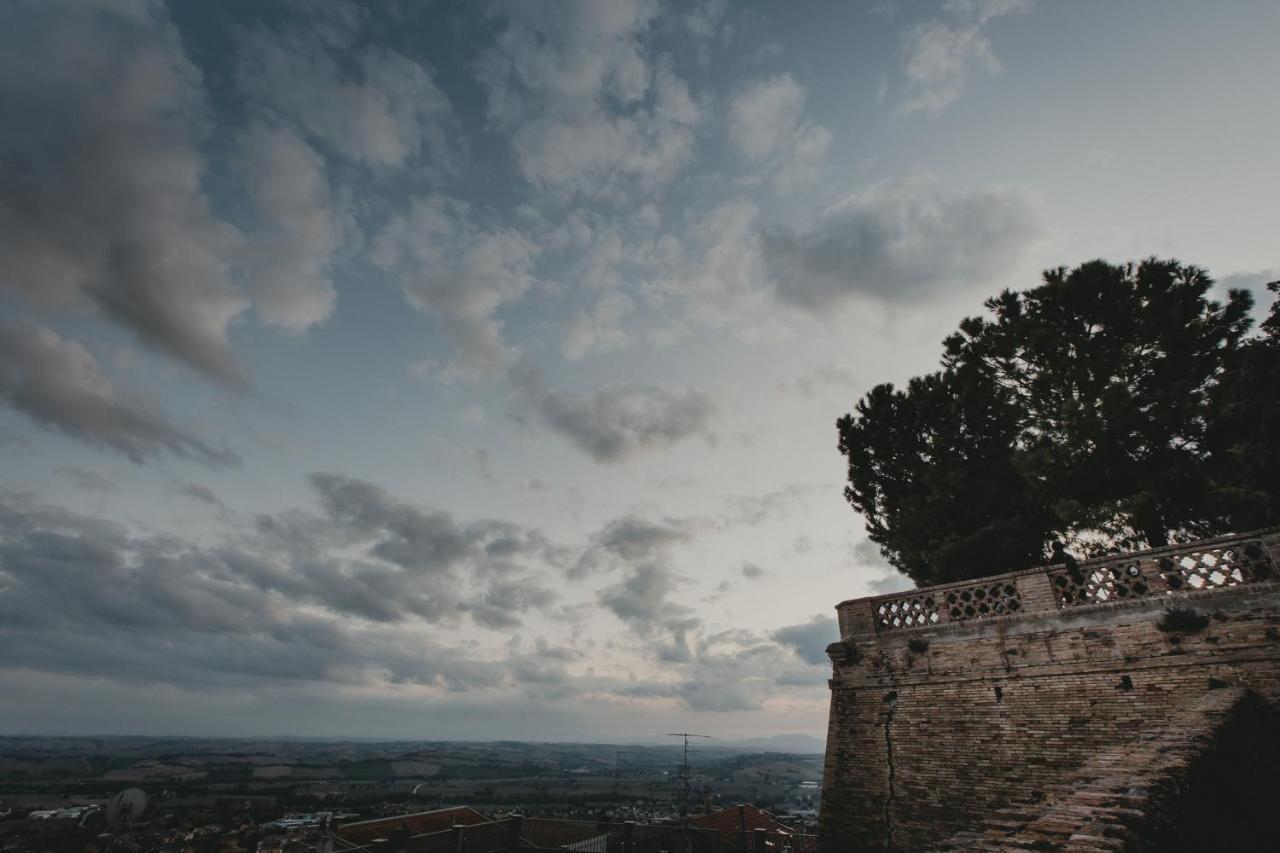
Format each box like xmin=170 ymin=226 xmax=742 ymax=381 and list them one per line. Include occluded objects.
xmin=665 ymin=733 xmax=714 ymax=822
xmin=103 ymin=788 xmax=146 ymax=853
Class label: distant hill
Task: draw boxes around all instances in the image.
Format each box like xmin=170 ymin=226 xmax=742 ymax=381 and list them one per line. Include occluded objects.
xmin=723 ymin=734 xmax=825 ymax=754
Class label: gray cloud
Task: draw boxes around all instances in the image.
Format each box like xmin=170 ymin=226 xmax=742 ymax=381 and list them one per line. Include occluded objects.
xmin=55 ymin=466 xmax=117 ymax=494
xmin=308 ymin=472 xmax=556 ymax=578
xmin=719 ymin=485 xmax=817 ymax=528
xmin=762 ymin=177 xmax=1039 ymax=310
xmin=773 ymin=614 xmax=838 ymax=665
xmin=594 ymin=515 xmax=692 ymax=562
xmin=511 ymin=364 xmax=715 ymax=463
xmin=776 ymin=364 xmax=860 ymax=399
xmin=600 ymin=563 xmax=689 ymax=633
xmin=598 ymin=560 xmax=703 ymax=665
xmin=569 ymin=513 xmax=691 ymax=579
xmin=177 ymin=482 xmax=227 ymax=510
xmin=867 ymin=572 xmax=915 ymax=595
xmin=741 ymin=562 xmax=766 ymax=580
xmin=0 ymin=483 xmax=833 ymax=715
xmin=0 ymin=320 xmax=239 ymax=467
xmin=0 ymin=481 xmax=560 ymax=692
xmin=0 ymin=0 xmax=249 ymax=387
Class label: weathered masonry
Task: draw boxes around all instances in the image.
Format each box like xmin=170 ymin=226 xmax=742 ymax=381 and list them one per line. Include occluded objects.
xmin=818 ymin=529 xmax=1280 ymax=852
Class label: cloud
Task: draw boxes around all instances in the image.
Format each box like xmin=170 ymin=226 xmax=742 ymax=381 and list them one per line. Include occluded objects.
xmin=599 ymin=562 xmax=700 ymax=660
xmin=0 ymin=320 xmax=239 ymax=468
xmin=237 ymin=122 xmax=348 ymax=331
xmin=0 ymin=0 xmax=248 ymax=386
xmin=728 ymin=74 xmax=830 ymax=190
xmin=741 ymin=562 xmax=766 ymax=579
xmin=562 ymin=290 xmax=634 ymax=360
xmin=773 ymin=614 xmax=838 ymax=665
xmin=0 ymin=484 xmax=833 ymax=716
xmin=868 ymin=572 xmax=915 ymax=595
xmin=235 ymin=1 xmax=456 ymax=170
xmin=569 ymin=513 xmax=692 ymax=580
xmin=1219 ymin=270 xmax=1280 ymax=324
xmin=0 ymin=501 xmax=511 ymax=692
xmin=649 ymin=200 xmax=777 ymax=335
xmin=594 ymin=515 xmax=692 ymax=562
xmin=899 ymin=0 xmax=1029 ymax=113
xmin=776 ymin=364 xmax=860 ymax=399
xmin=0 ymin=473 xmax=574 ymax=693
xmin=511 ymin=365 xmax=715 ymax=464
xmin=55 ymin=466 xmax=117 ymax=494
xmin=684 ymin=0 xmax=728 ymax=38
xmin=719 ymin=485 xmax=817 ymax=527
xmin=762 ymin=176 xmax=1039 ymax=310
xmin=477 ymin=0 xmax=700 ymax=195
xmin=177 ymin=482 xmax=227 ymax=510
xmin=307 ymin=472 xmax=553 ymax=577
xmin=373 ymin=196 xmax=538 ymax=373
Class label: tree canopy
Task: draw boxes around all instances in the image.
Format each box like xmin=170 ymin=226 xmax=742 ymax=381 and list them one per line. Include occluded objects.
xmin=838 ymin=258 xmax=1280 ymax=586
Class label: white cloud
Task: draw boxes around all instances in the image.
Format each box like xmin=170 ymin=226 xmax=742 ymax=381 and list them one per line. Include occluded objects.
xmin=373 ymin=196 xmax=539 ymax=373
xmin=477 ymin=0 xmax=701 ymax=195
xmin=562 ymin=290 xmax=635 ymax=360
xmin=899 ymin=0 xmax=1029 ymax=113
xmin=649 ymin=201 xmax=780 ymax=336
xmin=728 ymin=74 xmax=830 ymax=190
xmin=238 ymin=122 xmax=348 ymax=331
xmin=236 ymin=2 xmax=456 ymax=170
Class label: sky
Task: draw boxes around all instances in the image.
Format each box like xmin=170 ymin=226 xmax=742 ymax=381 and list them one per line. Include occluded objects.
xmin=1 ymin=0 xmax=1277 ymax=741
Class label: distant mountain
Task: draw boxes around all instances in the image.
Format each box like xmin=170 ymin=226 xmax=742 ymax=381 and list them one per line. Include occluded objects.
xmin=723 ymin=734 xmax=825 ymax=754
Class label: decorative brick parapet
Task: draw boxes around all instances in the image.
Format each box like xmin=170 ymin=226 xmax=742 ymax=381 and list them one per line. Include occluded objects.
xmin=819 ymin=528 xmax=1280 ymax=853
xmin=835 ymin=528 xmax=1280 ymax=641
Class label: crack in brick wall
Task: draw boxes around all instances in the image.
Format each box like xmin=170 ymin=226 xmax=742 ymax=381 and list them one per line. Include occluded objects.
xmin=882 ymin=691 xmax=897 ymax=851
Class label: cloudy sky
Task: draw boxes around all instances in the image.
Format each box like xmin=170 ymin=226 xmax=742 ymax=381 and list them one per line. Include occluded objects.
xmin=1 ymin=0 xmax=1277 ymax=740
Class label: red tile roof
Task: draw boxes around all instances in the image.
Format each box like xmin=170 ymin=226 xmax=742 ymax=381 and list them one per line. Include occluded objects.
xmin=337 ymin=806 xmax=489 ymax=843
xmin=690 ymin=805 xmax=795 ymax=841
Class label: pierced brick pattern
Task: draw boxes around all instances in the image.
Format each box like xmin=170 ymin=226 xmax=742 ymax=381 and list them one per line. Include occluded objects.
xmin=944 ymin=581 xmax=1021 ymax=622
xmin=1050 ymin=561 xmax=1151 ymax=607
xmin=1159 ymin=543 xmax=1275 ymax=592
xmin=875 ymin=595 xmax=941 ymax=630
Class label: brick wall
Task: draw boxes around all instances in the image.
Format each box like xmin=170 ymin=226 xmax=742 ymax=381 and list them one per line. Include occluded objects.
xmin=817 ymin=529 xmax=1280 ymax=852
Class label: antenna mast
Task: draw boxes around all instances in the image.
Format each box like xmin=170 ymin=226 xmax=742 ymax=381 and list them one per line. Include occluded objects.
xmin=665 ymin=732 xmax=714 ymax=823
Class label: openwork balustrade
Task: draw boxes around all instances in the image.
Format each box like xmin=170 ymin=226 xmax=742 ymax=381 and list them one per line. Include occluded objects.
xmin=846 ymin=529 xmax=1280 ymax=636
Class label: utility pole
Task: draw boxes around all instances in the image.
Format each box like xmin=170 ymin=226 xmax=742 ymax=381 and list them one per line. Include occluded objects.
xmin=665 ymin=732 xmax=714 ymax=824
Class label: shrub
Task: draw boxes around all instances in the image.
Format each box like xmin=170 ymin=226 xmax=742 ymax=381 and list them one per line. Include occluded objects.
xmin=1157 ymin=607 xmax=1210 ymax=633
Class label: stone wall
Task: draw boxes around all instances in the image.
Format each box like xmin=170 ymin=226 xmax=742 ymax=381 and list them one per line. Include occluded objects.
xmin=818 ymin=529 xmax=1280 ymax=852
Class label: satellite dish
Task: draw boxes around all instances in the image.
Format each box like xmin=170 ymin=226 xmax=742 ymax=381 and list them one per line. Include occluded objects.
xmin=106 ymin=789 xmax=147 ymax=826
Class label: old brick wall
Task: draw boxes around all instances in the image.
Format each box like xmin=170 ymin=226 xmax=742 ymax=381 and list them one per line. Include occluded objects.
xmin=932 ymin=686 xmax=1280 ymax=851
xmin=818 ymin=530 xmax=1280 ymax=852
